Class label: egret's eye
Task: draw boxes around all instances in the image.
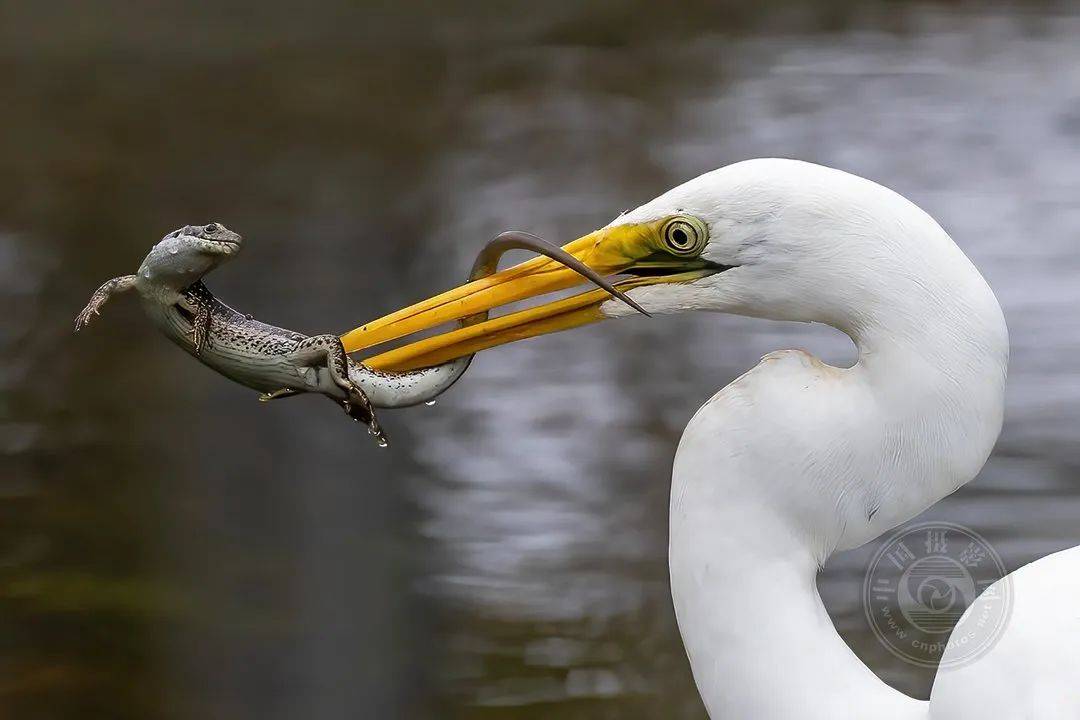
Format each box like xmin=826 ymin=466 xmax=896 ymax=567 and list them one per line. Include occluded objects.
xmin=205 ymin=223 xmax=219 ymax=233
xmin=661 ymin=216 xmax=708 ymax=257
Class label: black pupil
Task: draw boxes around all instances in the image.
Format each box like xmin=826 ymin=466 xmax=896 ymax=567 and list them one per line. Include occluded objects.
xmin=671 ymin=227 xmax=689 ymax=246
xmin=206 ymin=223 xmax=218 ymax=232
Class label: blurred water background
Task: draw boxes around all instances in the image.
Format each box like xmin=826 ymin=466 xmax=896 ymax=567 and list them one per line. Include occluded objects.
xmin=2 ymin=1 xmax=1079 ymax=718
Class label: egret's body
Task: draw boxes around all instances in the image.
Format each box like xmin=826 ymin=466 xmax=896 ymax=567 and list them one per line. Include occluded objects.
xmin=355 ymin=159 xmax=1080 ymax=717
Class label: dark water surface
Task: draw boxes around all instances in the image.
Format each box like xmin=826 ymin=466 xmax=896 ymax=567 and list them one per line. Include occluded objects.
xmin=3 ymin=2 xmax=1079 ymax=718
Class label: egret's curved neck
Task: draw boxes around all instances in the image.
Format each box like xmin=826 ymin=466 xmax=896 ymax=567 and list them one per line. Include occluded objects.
xmin=844 ymin=244 xmax=1009 ymax=542
xmin=670 ymin=499 xmax=929 ymax=719
xmin=669 ymin=232 xmax=1006 ymax=718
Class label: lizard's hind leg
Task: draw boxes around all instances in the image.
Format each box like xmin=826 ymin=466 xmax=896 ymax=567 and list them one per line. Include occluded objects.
xmin=290 ymin=335 xmax=388 ymax=444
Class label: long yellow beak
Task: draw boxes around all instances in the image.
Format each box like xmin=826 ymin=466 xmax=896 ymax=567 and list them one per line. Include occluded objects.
xmin=342 ymin=219 xmax=719 ymax=372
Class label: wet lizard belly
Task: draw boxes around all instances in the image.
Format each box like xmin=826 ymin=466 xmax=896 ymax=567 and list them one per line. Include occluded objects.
xmin=143 ymin=296 xmax=339 ymax=396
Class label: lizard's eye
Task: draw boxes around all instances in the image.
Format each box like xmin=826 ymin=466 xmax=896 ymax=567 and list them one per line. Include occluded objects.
xmin=205 ymin=223 xmax=219 ymax=233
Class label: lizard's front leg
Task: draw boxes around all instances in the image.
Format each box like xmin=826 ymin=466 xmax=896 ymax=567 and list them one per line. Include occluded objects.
xmin=179 ymin=282 xmax=213 ymax=355
xmin=75 ymin=275 xmax=138 ymax=331
xmin=187 ymin=301 xmax=211 ymax=355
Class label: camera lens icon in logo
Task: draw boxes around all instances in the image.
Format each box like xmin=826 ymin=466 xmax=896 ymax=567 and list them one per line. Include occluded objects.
xmin=897 ymin=556 xmax=977 ymax=633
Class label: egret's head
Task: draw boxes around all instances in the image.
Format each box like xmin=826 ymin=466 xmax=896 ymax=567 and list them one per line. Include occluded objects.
xmin=138 ymin=222 xmax=243 ymax=290
xmin=347 ymin=159 xmax=967 ymax=371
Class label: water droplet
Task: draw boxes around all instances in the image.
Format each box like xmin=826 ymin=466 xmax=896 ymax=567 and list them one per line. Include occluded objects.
xmin=169 ymin=247 xmax=179 ymax=255
xmin=424 ymin=400 xmax=437 ymax=406
xmin=376 ymin=437 xmax=388 ymax=448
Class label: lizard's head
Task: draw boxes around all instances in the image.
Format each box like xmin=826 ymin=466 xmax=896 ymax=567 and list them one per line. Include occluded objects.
xmin=138 ymin=222 xmax=243 ymax=290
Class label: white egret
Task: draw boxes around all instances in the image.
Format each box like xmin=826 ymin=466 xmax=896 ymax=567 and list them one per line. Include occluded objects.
xmin=346 ymin=159 xmax=1080 ymax=718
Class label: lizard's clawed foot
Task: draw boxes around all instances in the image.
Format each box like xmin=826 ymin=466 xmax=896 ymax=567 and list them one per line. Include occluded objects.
xmin=259 ymin=388 xmax=301 ymax=402
xmin=186 ymin=323 xmax=210 ymax=355
xmin=342 ymin=391 xmax=388 ymax=447
xmin=74 ymin=302 xmax=102 ymax=332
